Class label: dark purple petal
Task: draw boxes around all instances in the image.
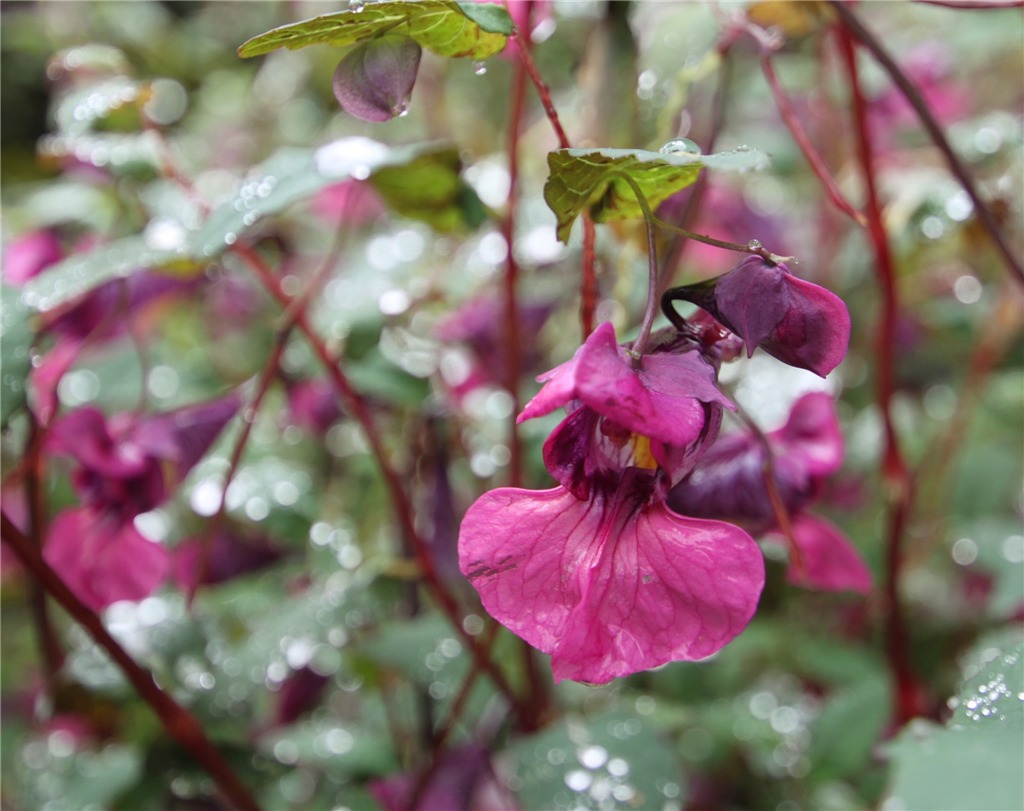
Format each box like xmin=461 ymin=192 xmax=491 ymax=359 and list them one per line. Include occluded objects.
xmin=459 ymin=478 xmax=764 ymax=684
xmin=44 ymin=508 xmax=169 ymax=611
xmin=132 ymin=391 xmax=241 ymax=485
xmin=711 ymin=257 xmax=790 ymax=357
xmin=759 ymin=271 xmax=851 ymax=378
xmin=370 ymin=744 xmax=514 ymax=811
xmin=172 ymin=528 xmax=283 ymax=590
xmin=332 ymin=36 xmax=422 ymax=122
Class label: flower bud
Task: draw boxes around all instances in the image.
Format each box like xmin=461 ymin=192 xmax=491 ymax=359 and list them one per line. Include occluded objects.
xmin=332 ymin=36 xmax=422 ymax=122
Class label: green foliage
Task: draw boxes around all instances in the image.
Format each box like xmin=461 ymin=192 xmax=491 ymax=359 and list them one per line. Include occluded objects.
xmin=544 ymin=146 xmax=769 ymax=242
xmin=883 ymin=639 xmax=1024 ymax=811
xmin=504 ymin=708 xmax=687 ymax=811
xmin=0 ymin=284 xmax=31 ymax=427
xmin=237 ymin=0 xmax=510 ymax=60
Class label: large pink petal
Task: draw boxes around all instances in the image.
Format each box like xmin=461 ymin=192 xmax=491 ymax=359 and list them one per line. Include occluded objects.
xmin=459 ymin=484 xmax=763 ymax=684
xmin=780 ymin=514 xmax=872 ymax=594
xmin=44 ymin=508 xmax=169 ymax=611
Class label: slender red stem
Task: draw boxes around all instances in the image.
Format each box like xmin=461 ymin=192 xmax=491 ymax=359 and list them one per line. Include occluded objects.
xmin=760 ymin=53 xmax=867 ymax=228
xmin=838 ymin=27 xmax=919 ymax=727
xmin=502 ymin=28 xmax=529 ymax=489
xmin=0 ymin=511 xmax=263 ymax=811
xmin=231 ymin=243 xmax=528 ymax=717
xmin=512 ymin=30 xmax=597 ymax=339
xmin=830 ymin=1 xmax=1024 ymax=288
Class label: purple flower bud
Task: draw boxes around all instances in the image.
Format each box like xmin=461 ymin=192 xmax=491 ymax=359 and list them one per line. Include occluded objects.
xmin=332 ymin=36 xmax=422 ymax=122
xmin=669 ymin=256 xmax=851 ymax=378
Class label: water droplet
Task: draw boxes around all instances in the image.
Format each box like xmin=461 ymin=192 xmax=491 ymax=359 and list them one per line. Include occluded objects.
xmin=391 ymin=100 xmax=409 ymax=118
xmin=660 ymin=138 xmax=702 ymax=157
xmin=473 ymin=60 xmax=488 ymax=76
xmin=348 ymin=0 xmax=365 ymax=11
xmin=747 ymin=239 xmax=763 ymax=251
xmin=224 ymin=232 xmax=237 ymax=246
xmin=735 ymin=144 xmax=752 ymax=152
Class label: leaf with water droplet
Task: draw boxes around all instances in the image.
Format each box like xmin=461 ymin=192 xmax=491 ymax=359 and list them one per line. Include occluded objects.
xmin=19 ymin=237 xmax=198 ymax=315
xmin=237 ymin=0 xmax=509 ymax=60
xmin=1 ymin=284 xmax=33 ymax=427
xmin=53 ymin=77 xmax=153 ymax=137
xmin=544 ymin=145 xmax=771 ymax=242
xmin=505 ymin=708 xmax=686 ymax=811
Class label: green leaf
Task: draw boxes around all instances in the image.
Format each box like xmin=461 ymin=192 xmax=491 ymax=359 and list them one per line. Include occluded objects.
xmin=503 ymin=708 xmax=686 ymax=811
xmin=950 ymin=641 xmax=1024 ymax=728
xmin=456 ymin=1 xmax=515 ymax=35
xmin=238 ymin=0 xmax=508 ymax=60
xmin=882 ymin=639 xmax=1024 ymax=811
xmin=370 ymin=148 xmax=489 ymax=232
xmin=0 ymin=285 xmax=32 ymax=427
xmin=884 ymin=720 xmax=1024 ymax=811
xmin=544 ymin=146 xmax=770 ymax=242
xmin=18 ymin=236 xmax=197 ymax=314
xmin=808 ymin=672 xmax=890 ymax=781
xmin=191 ymin=138 xmax=482 ymax=258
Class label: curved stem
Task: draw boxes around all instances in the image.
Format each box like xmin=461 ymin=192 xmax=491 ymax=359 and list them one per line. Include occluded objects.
xmin=0 ymin=511 xmax=263 ymax=811
xmin=630 ymin=216 xmax=659 ymax=359
xmin=830 ymin=0 xmax=1024 ymax=288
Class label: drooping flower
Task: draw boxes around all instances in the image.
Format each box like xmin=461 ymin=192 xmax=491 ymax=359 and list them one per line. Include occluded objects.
xmin=668 ymin=392 xmax=871 ymax=593
xmin=665 ymin=256 xmax=850 ymax=378
xmin=459 ymin=322 xmax=764 ymax=683
xmin=332 ymin=36 xmax=422 ymax=122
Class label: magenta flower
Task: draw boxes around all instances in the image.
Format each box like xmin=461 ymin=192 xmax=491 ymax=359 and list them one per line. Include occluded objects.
xmin=332 ymin=36 xmax=422 ymax=122
xmin=668 ymin=392 xmax=871 ymax=594
xmin=43 ymin=507 xmax=169 ymax=612
xmin=42 ymin=394 xmax=240 ymax=610
xmin=284 ymin=378 xmax=343 ymax=436
xmin=459 ymin=323 xmax=764 ymax=683
xmin=3 ymin=229 xmax=63 ymax=286
xmin=665 ymin=256 xmax=850 ymax=378
xmin=48 ymin=393 xmax=240 ymax=520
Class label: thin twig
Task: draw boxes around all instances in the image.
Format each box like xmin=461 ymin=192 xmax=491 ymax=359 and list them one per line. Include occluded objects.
xmin=830 ymin=0 xmax=1024 ymax=288
xmin=0 ymin=511 xmax=263 ymax=811
xmin=759 ymin=53 xmax=867 ymax=228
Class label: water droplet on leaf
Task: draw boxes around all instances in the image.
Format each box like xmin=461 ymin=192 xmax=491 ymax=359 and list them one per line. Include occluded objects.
xmin=660 ymin=138 xmax=702 ymax=157
xmin=348 ymin=0 xmax=365 ymax=10
xmin=473 ymin=60 xmax=488 ymax=76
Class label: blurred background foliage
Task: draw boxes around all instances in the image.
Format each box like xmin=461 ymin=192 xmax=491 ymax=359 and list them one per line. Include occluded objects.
xmin=1 ymin=1 xmax=1022 ymax=810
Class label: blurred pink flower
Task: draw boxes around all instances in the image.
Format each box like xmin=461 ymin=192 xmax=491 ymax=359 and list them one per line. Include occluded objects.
xmin=2 ymin=229 xmax=63 ymax=286
xmin=460 ymin=323 xmax=763 ymax=683
xmin=43 ymin=507 xmax=169 ymax=611
xmin=669 ymin=392 xmax=871 ymax=594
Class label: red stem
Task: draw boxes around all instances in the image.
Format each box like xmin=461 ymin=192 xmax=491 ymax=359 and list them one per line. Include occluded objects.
xmin=503 ymin=26 xmax=529 ymax=490
xmin=830 ymin=1 xmax=1024 ymax=289
xmin=513 ymin=30 xmax=597 ymax=339
xmin=838 ymin=27 xmax=919 ymax=727
xmin=0 ymin=511 xmax=263 ymax=811
xmin=913 ymin=0 xmax=1024 ymax=7
xmin=760 ymin=53 xmax=867 ymax=228
xmin=231 ymin=243 xmax=528 ymax=717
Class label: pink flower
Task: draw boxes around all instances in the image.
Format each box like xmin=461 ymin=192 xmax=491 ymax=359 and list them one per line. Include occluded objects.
xmin=310 ymin=179 xmax=385 ymax=226
xmin=48 ymin=393 xmax=240 ymax=520
xmin=668 ymin=392 xmax=871 ymax=594
xmin=284 ymin=378 xmax=343 ymax=436
xmin=3 ymin=229 xmax=63 ymax=285
xmin=332 ymin=36 xmax=422 ymax=122
xmin=459 ymin=323 xmax=764 ymax=683
xmin=666 ymin=256 xmax=850 ymax=378
xmin=43 ymin=507 xmax=169 ymax=611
